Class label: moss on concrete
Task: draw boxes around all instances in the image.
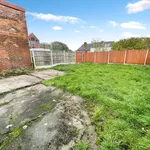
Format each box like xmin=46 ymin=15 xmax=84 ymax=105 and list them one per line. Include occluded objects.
xmin=0 ymin=102 xmax=9 ymax=107
xmin=0 ymin=121 xmax=33 ymax=150
xmin=35 ymin=103 xmax=53 ymax=115
xmin=0 ymin=69 xmax=30 ymax=78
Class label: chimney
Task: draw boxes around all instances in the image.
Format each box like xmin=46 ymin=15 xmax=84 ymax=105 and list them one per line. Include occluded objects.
xmin=84 ymin=42 xmax=87 ymax=51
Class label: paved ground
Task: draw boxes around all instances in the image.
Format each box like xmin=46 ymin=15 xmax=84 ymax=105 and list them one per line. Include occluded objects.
xmin=0 ymin=70 xmax=98 ymax=150
xmin=30 ymin=70 xmax=65 ymax=80
xmin=0 ymin=70 xmax=65 ymax=95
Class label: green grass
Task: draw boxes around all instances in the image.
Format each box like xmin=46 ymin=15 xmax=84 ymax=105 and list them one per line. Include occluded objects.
xmin=74 ymin=140 xmax=90 ymax=150
xmin=43 ymin=63 xmax=150 ymax=150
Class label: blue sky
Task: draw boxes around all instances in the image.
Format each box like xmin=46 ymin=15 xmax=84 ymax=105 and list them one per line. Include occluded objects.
xmin=7 ymin=0 xmax=150 ymax=50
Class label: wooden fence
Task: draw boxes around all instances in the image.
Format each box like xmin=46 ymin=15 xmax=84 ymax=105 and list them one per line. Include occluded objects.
xmin=76 ymin=50 xmax=150 ymax=65
xmin=30 ymin=49 xmax=76 ymax=69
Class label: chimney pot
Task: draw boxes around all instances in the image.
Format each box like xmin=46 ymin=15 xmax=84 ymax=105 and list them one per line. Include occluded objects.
xmin=84 ymin=42 xmax=87 ymax=48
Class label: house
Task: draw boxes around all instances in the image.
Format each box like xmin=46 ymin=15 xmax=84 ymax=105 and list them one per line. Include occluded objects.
xmin=77 ymin=41 xmax=114 ymax=52
xmin=28 ymin=33 xmax=40 ymax=48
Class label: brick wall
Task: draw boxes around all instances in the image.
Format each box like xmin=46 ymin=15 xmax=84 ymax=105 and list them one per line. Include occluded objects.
xmin=0 ymin=0 xmax=32 ymax=72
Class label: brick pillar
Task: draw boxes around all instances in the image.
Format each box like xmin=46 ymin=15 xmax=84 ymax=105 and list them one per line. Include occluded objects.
xmin=0 ymin=1 xmax=32 ymax=72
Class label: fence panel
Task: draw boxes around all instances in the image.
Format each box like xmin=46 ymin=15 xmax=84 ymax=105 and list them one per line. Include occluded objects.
xmin=109 ymin=51 xmax=125 ymax=64
xmin=84 ymin=52 xmax=94 ymax=63
xmin=96 ymin=52 xmax=108 ymax=63
xmin=126 ymin=50 xmax=147 ymax=65
xmin=52 ymin=51 xmax=64 ymax=64
xmin=146 ymin=51 xmax=150 ymax=65
xmin=76 ymin=50 xmax=150 ymax=66
xmin=76 ymin=52 xmax=83 ymax=63
xmin=31 ymin=49 xmax=51 ymax=68
xmin=31 ymin=49 xmax=76 ymax=69
xmin=65 ymin=51 xmax=76 ymax=63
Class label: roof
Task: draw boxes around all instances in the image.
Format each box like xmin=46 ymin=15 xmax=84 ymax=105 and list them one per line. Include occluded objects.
xmin=28 ymin=33 xmax=39 ymax=41
xmin=77 ymin=41 xmax=114 ymax=51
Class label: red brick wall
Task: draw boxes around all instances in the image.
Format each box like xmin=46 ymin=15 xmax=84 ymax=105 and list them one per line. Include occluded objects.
xmin=0 ymin=1 xmax=32 ymax=72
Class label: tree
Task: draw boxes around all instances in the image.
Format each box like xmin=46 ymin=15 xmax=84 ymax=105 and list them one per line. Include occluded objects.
xmin=40 ymin=43 xmax=51 ymax=49
xmin=50 ymin=41 xmax=71 ymax=51
xmin=91 ymin=38 xmax=105 ymax=52
xmin=112 ymin=38 xmax=150 ymax=50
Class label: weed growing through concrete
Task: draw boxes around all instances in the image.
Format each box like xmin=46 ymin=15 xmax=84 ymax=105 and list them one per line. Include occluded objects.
xmin=74 ymin=140 xmax=90 ymax=150
xmin=0 ymin=69 xmax=29 ymax=78
xmin=0 ymin=102 xmax=9 ymax=107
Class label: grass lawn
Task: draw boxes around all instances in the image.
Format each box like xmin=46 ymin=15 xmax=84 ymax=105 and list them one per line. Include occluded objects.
xmin=43 ymin=63 xmax=150 ymax=150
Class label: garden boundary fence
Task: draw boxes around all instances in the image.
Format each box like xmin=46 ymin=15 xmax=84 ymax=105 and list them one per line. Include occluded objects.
xmin=30 ymin=49 xmax=76 ymax=69
xmin=76 ymin=50 xmax=150 ymax=65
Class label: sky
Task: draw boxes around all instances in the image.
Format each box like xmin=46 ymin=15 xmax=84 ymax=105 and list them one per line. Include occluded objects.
xmin=7 ymin=0 xmax=150 ymax=50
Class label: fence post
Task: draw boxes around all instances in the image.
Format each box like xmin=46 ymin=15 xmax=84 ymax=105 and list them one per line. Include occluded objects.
xmin=108 ymin=51 xmax=110 ymax=64
xmin=94 ymin=51 xmax=96 ymax=63
xmin=64 ymin=50 xmax=66 ymax=63
xmin=32 ymin=49 xmax=36 ymax=69
xmin=75 ymin=51 xmax=77 ymax=63
xmin=82 ymin=52 xmax=84 ymax=63
xmin=51 ymin=50 xmax=53 ymax=66
xmin=144 ymin=50 xmax=149 ymax=66
xmin=124 ymin=50 xmax=127 ymax=64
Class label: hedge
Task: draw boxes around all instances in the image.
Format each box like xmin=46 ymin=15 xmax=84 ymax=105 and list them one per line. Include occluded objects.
xmin=112 ymin=38 xmax=150 ymax=50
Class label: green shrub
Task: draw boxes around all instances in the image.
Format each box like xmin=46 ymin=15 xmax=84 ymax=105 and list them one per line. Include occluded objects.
xmin=112 ymin=38 xmax=150 ymax=50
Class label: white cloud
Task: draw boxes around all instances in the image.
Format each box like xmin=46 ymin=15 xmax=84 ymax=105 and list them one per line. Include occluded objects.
xmin=100 ymin=30 xmax=104 ymax=32
xmin=74 ymin=30 xmax=80 ymax=33
xmin=27 ymin=12 xmax=84 ymax=23
xmin=122 ymin=32 xmax=140 ymax=38
xmin=109 ymin=20 xmax=146 ymax=30
xmin=127 ymin=0 xmax=150 ymax=14
xmin=109 ymin=21 xmax=118 ymax=27
xmin=81 ymin=26 xmax=85 ymax=28
xmin=52 ymin=26 xmax=62 ymax=30
xmin=89 ymin=26 xmax=96 ymax=28
xmin=121 ymin=21 xmax=146 ymax=30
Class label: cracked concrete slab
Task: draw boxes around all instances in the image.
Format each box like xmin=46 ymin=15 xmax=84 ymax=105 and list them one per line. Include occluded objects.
xmin=30 ymin=70 xmax=65 ymax=80
xmin=0 ymin=70 xmax=65 ymax=95
xmin=0 ymin=69 xmax=98 ymax=150
xmin=0 ymin=84 xmax=63 ymax=135
xmin=2 ymin=90 xmax=98 ymax=150
xmin=0 ymin=75 xmax=41 ymax=95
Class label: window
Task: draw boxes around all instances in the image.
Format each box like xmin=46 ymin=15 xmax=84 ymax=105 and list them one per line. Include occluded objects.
xmin=31 ymin=38 xmax=35 ymax=41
